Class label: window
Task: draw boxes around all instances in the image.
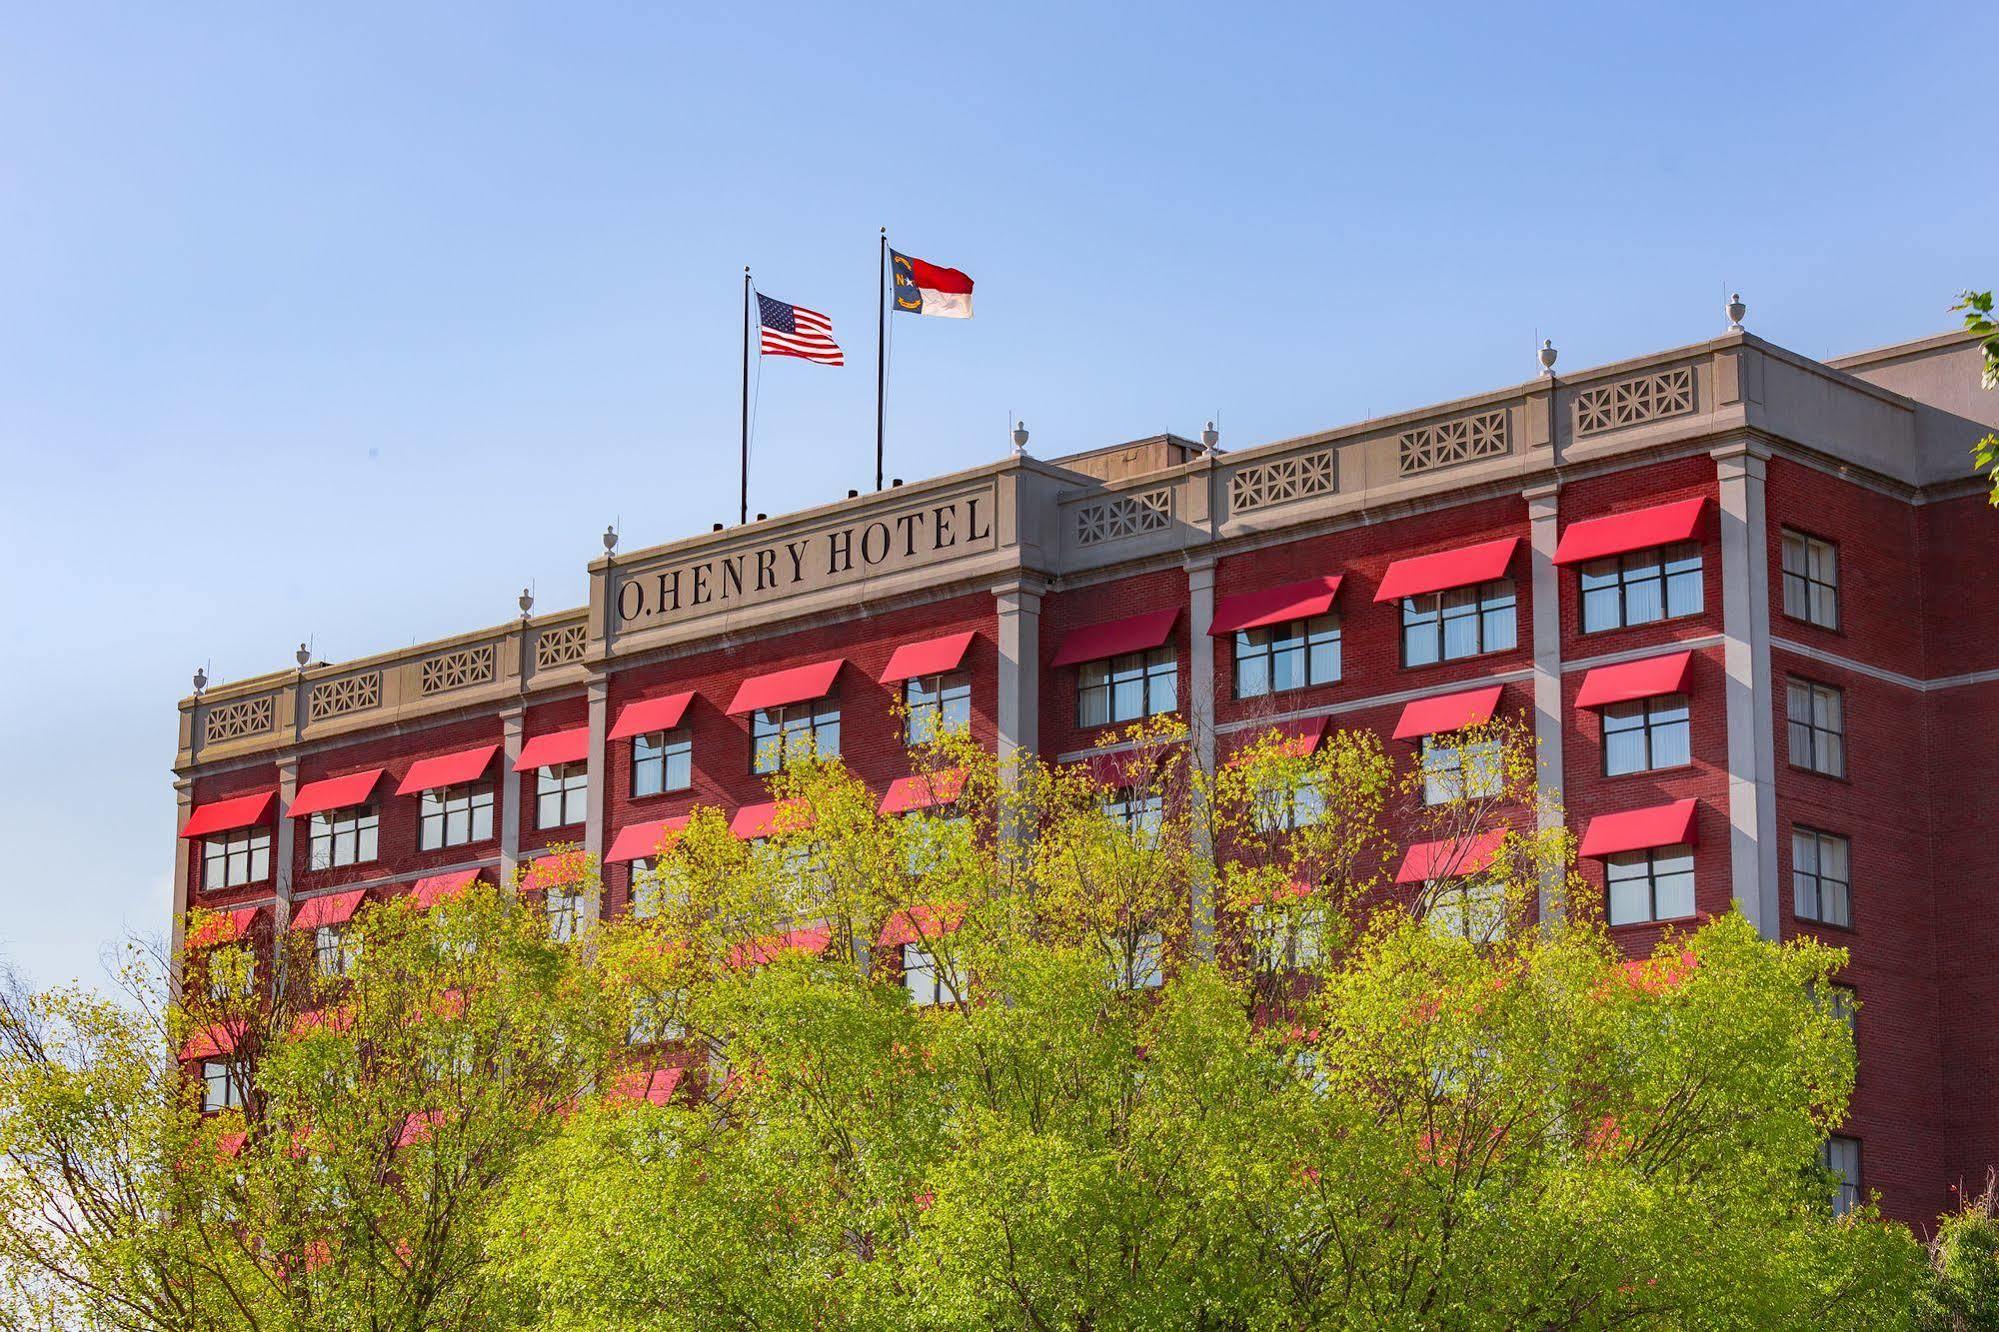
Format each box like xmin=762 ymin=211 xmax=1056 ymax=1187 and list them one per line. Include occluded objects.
xmin=1110 ymin=931 xmax=1165 ymax=990
xmin=631 ymin=731 xmax=692 ymax=798
xmin=207 ymin=950 xmax=255 ymax=1003
xmin=1602 ymin=695 xmax=1692 ymax=776
xmin=1786 ymin=680 xmax=1845 ymax=777
xmin=1401 ymin=580 xmax=1516 ymax=667
xmin=1819 ymin=1135 xmax=1862 ymax=1216
xmin=1604 ymin=846 xmax=1695 ymax=925
xmin=1102 ymin=789 xmax=1165 ymax=844
xmin=536 ymin=762 xmax=589 ymax=830
xmin=1421 ymin=737 xmax=1504 ymax=805
xmin=1782 ymin=530 xmax=1840 ymax=629
xmin=628 ymin=992 xmax=686 ymax=1045
xmin=307 ymin=806 xmax=378 ymax=870
xmin=418 ymin=785 xmax=495 ymax=851
xmin=626 ymin=859 xmax=662 ymax=919
xmin=900 ymin=813 xmax=969 ymax=875
xmin=1427 ymin=877 xmax=1506 ymax=944
xmin=1234 ymin=615 xmax=1341 ymax=699
xmin=546 ymin=888 xmax=583 ymax=943
xmin=1811 ymin=982 xmax=1857 ymax=1042
xmin=1578 ymin=543 xmax=1703 ymax=633
xmin=201 ymin=1060 xmax=243 ymax=1112
xmin=1248 ymin=903 xmax=1324 ymax=970
xmin=905 ymin=672 xmax=972 ymax=744
xmin=1077 ymin=648 xmax=1177 ymax=728
xmin=751 ymin=703 xmax=841 ymax=775
xmin=1253 ymin=774 xmax=1326 ymax=832
xmin=903 ymin=944 xmax=961 ymax=1007
xmin=314 ymin=925 xmax=359 ymax=979
xmin=202 ymin=829 xmax=271 ymax=889
xmin=1792 ymin=829 xmax=1852 ymax=928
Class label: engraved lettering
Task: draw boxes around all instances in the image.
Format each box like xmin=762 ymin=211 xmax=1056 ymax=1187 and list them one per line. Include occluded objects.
xmin=618 ymin=580 xmax=646 ymax=622
xmin=786 ymin=539 xmax=810 ymax=582
xmin=720 ymin=554 xmax=745 ymax=601
xmin=932 ymin=504 xmax=956 ymax=549
xmin=895 ymin=511 xmax=923 ymax=557
xmin=860 ymin=521 xmax=891 ymax=565
xmin=966 ymin=494 xmax=993 ymax=543
xmin=690 ymin=563 xmax=712 ymax=606
xmin=755 ymin=547 xmax=778 ymax=592
xmin=827 ymin=528 xmax=854 ymax=575
xmin=657 ymin=570 xmax=682 ymax=614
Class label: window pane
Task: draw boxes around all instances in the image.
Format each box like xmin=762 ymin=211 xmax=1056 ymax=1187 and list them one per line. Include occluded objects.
xmin=1652 ymin=850 xmax=1695 ymax=919
xmin=1606 ymin=857 xmax=1651 ymax=926
xmin=1079 ymin=682 xmax=1109 ymax=728
xmin=1403 ymin=598 xmax=1439 ymax=666
xmin=1649 ymin=698 xmax=1692 ymax=768
xmin=1603 ymin=704 xmax=1648 ymax=776
xmin=1235 ymin=640 xmax=1270 ymax=699
xmin=1270 ymin=642 xmax=1305 ymax=693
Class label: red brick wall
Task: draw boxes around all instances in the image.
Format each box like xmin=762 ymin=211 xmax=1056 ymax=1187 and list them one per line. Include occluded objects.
xmin=518 ymin=694 xmax=591 ymax=859
xmin=188 ymin=763 xmax=281 ymax=909
xmin=1555 ymin=456 xmax=1723 ymax=656
xmin=1040 ymin=568 xmax=1190 ymax=760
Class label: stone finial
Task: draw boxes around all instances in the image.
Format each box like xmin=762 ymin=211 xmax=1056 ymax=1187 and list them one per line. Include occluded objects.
xmin=1200 ymin=420 xmax=1219 ymax=452
xmin=1011 ymin=420 xmax=1029 ymax=457
xmin=1538 ymin=339 xmax=1558 ymax=376
xmin=518 ymin=586 xmax=534 ymax=618
xmin=1726 ymin=292 xmax=1747 ymax=332
xmin=192 ymin=666 xmax=208 ymax=695
xmin=295 ymin=642 xmax=311 ymax=669
xmin=602 ymin=524 xmax=619 ymax=556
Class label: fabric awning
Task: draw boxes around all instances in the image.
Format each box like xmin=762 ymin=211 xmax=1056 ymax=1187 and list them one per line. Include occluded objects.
xmin=1392 ymin=685 xmax=1504 ymax=740
xmin=1575 ymin=651 xmax=1695 ymax=709
xmin=395 ymin=745 xmax=500 ymax=796
xmin=1394 ymin=829 xmax=1507 ymax=884
xmin=730 ymin=800 xmax=814 ymax=841
xmin=1553 ymin=497 xmax=1707 ymax=567
xmin=291 ymin=889 xmax=366 ymax=933
xmin=608 ymin=1067 xmax=685 ymax=1105
xmin=1080 ymin=746 xmax=1164 ymax=788
xmin=186 ymin=906 xmax=260 ymax=949
xmin=520 ymin=851 xmax=591 ymax=895
xmin=1579 ymin=799 xmax=1699 ymax=858
xmin=607 ymin=817 xmax=690 ymax=864
xmin=397 ymin=1110 xmax=449 ymax=1149
xmin=409 ymin=869 xmax=481 ymax=909
xmin=880 ymin=631 xmax=977 ymax=684
xmin=726 ymin=658 xmax=844 ymax=716
xmin=1209 ymin=576 xmax=1343 ymax=636
xmin=1048 ymin=607 xmax=1180 ymax=668
xmin=608 ymin=691 xmax=695 ymax=740
xmin=180 ymin=790 xmax=276 ymax=839
xmin=287 ymin=769 xmax=385 ymax=820
xmin=878 ymin=902 xmax=965 ymax=948
xmin=514 ymin=727 xmax=590 ymax=772
xmin=729 ymin=924 xmax=833 ymax=969
xmin=1373 ymin=537 xmax=1519 ymax=603
xmin=179 ymin=1020 xmax=244 ymax=1063
xmin=879 ymin=769 xmax=967 ymax=816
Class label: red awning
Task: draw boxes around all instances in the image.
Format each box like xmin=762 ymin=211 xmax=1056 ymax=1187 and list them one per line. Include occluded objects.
xmin=1575 ymin=651 xmax=1695 ymax=709
xmin=179 ymin=1020 xmax=245 ymax=1063
xmin=608 ymin=691 xmax=695 ymax=740
xmin=287 ymin=769 xmax=385 ymax=820
xmin=514 ymin=727 xmax=590 ymax=772
xmin=410 ymin=869 xmax=481 ymax=909
xmin=1392 ymin=685 xmax=1504 ymax=740
xmin=880 ymin=631 xmax=977 ymax=684
xmin=1553 ymin=497 xmax=1707 ymax=567
xmin=521 ymin=850 xmax=590 ymax=894
xmin=291 ymin=889 xmax=366 ymax=933
xmin=1209 ymin=576 xmax=1344 ymax=636
xmin=1394 ymin=830 xmax=1507 ymax=884
xmin=730 ymin=800 xmax=814 ymax=841
xmin=395 ymin=745 xmax=500 ymax=796
xmin=607 ymin=817 xmax=690 ymax=864
xmin=879 ymin=769 xmax=967 ymax=816
xmin=186 ymin=906 xmax=260 ymax=949
xmin=1080 ymin=746 xmax=1165 ymax=788
xmin=729 ymin=924 xmax=833 ymax=969
xmin=180 ymin=790 xmax=276 ymax=839
xmin=1048 ymin=607 xmax=1180 ymax=668
xmin=1373 ymin=538 xmax=1519 ymax=602
xmin=1579 ymin=799 xmax=1699 ymax=858
xmin=608 ymin=1067 xmax=685 ymax=1106
xmin=397 ymin=1109 xmax=449 ymax=1149
xmin=1228 ymin=715 xmax=1329 ymax=763
xmin=877 ymin=901 xmax=965 ymax=948
xmin=726 ymin=658 xmax=844 ymax=716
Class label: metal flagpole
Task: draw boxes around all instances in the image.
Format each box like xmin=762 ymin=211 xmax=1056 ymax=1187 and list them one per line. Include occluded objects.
xmin=741 ymin=266 xmax=752 ymax=525
xmin=874 ymin=227 xmax=887 ymax=492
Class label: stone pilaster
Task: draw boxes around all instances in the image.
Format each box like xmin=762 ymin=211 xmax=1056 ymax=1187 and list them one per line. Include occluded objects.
xmin=1714 ymin=441 xmax=1780 ymax=939
xmin=1185 ymin=557 xmax=1218 ymax=950
xmin=273 ymin=757 xmax=299 ymax=933
xmin=993 ymin=579 xmax=1044 ymax=778
xmin=1524 ymin=483 xmax=1565 ymax=921
xmin=499 ymin=706 xmax=524 ymax=887
xmin=583 ymin=677 xmax=610 ymax=926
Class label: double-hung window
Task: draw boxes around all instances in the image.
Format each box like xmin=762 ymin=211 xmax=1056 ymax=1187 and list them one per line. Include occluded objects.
xmin=1234 ymin=615 xmax=1341 ymax=699
xmin=1102 ymin=788 xmax=1165 ymax=844
xmin=905 ymin=672 xmax=972 ymax=744
xmin=1110 ymin=931 xmax=1165 ymax=990
xmin=1248 ymin=903 xmax=1324 ymax=970
xmin=1253 ymin=775 xmax=1325 ymax=832
xmin=1401 ymin=580 xmax=1516 ymax=667
xmin=902 ymin=944 xmax=960 ymax=1007
xmin=1077 ymin=648 xmax=1177 ymax=727
xmin=1819 ymin=1136 xmax=1862 ymax=1216
xmin=1792 ymin=828 xmax=1851 ymax=927
xmin=1421 ymin=737 xmax=1504 ymax=805
xmin=1602 ymin=695 xmax=1692 ymax=775
xmin=1781 ymin=530 xmax=1840 ymax=629
xmin=207 ymin=949 xmax=255 ymax=1003
xmin=751 ymin=703 xmax=841 ymax=774
xmin=1578 ymin=543 xmax=1702 ymax=633
xmin=418 ymin=784 xmax=494 ymax=851
xmin=536 ymin=762 xmax=588 ymax=829
xmin=307 ymin=806 xmax=378 ymax=870
xmin=1427 ymin=877 xmax=1506 ymax=944
xmin=1786 ymin=680 xmax=1846 ymax=777
xmin=201 ymin=1060 xmax=242 ymax=1113
xmin=545 ymin=888 xmax=583 ymax=943
xmin=628 ymin=992 xmax=685 ymax=1045
xmin=314 ymin=924 xmax=358 ymax=979
xmin=203 ymin=829 xmax=271 ymax=888
xmin=1604 ymin=847 xmax=1695 ymax=925
xmin=632 ymin=732 xmax=692 ymax=798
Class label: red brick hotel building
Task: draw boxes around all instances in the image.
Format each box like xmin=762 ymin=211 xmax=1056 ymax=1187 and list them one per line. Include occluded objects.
xmin=171 ymin=324 xmax=1999 ymax=1225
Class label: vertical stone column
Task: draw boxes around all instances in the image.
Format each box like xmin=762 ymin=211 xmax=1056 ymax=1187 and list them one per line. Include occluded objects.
xmin=168 ymin=779 xmax=194 ymax=970
xmin=1185 ymin=557 xmax=1218 ymax=951
xmin=499 ymin=706 xmax=525 ymax=888
xmin=582 ymin=676 xmax=610 ymax=927
xmin=1523 ymin=483 xmax=1566 ymax=922
xmin=993 ymin=579 xmax=1043 ymax=777
xmin=1714 ymin=441 xmax=1780 ymax=939
xmin=273 ymin=758 xmax=299 ymax=933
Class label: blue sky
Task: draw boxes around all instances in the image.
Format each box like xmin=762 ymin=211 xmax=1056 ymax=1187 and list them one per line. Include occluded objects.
xmin=1 ymin=3 xmax=1992 ymax=987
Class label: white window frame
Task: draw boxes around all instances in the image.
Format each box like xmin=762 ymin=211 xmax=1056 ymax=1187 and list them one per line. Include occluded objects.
xmin=200 ymin=1060 xmax=243 ymax=1112
xmin=536 ymin=762 xmax=589 ymax=830
xmin=307 ymin=805 xmax=378 ymax=871
xmin=902 ymin=943 xmax=960 ymax=1007
xmin=904 ymin=672 xmax=972 ymax=745
xmin=1819 ymin=1135 xmax=1862 ymax=1215
xmin=1233 ymin=614 xmax=1341 ymax=700
xmin=545 ymin=887 xmax=583 ymax=943
xmin=1077 ymin=648 xmax=1177 ymax=728
xmin=203 ymin=829 xmax=271 ymax=889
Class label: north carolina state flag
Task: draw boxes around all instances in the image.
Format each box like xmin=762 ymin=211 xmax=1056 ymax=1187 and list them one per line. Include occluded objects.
xmin=890 ymin=249 xmax=974 ymax=319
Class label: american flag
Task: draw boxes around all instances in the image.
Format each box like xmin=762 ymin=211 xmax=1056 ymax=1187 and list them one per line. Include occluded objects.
xmin=756 ymin=292 xmax=844 ymax=366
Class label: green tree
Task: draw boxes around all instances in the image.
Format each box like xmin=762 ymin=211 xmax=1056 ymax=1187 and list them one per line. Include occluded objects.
xmin=1953 ymin=290 xmax=1999 ymax=504
xmin=1918 ymin=1173 xmax=1999 ymax=1331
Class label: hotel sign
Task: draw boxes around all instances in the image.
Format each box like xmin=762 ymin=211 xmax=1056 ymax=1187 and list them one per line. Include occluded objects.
xmin=612 ymin=481 xmax=1000 ymax=631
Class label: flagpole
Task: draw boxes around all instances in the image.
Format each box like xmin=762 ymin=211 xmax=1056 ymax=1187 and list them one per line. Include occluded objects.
xmin=874 ymin=227 xmax=887 ymax=492
xmin=741 ymin=266 xmax=751 ymax=526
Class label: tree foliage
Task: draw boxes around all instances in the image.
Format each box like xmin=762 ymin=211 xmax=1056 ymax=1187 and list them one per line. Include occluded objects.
xmin=1953 ymin=289 xmax=1999 ymax=505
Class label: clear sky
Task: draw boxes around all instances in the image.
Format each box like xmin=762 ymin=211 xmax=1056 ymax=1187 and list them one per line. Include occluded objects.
xmin=1 ymin=3 xmax=1993 ymax=988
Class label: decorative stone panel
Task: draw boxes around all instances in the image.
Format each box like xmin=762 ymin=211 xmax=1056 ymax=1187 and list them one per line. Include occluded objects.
xmin=419 ymin=643 xmax=496 ymax=695
xmin=204 ymin=695 xmax=274 ymax=743
xmin=1076 ymin=489 xmax=1170 ymax=546
xmin=1229 ymin=449 xmax=1337 ymax=514
xmin=1398 ymin=410 xmax=1509 ymax=475
xmin=1573 ymin=366 xmax=1696 ymax=437
xmin=534 ymin=622 xmax=588 ymax=670
xmin=308 ymin=672 xmax=382 ymax=722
